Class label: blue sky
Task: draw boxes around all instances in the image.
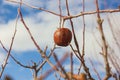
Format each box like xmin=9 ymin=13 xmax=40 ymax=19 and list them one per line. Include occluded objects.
xmin=0 ymin=0 xmax=120 ymax=80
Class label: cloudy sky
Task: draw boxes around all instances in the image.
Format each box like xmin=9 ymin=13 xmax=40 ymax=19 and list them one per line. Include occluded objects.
xmin=0 ymin=0 xmax=120 ymax=80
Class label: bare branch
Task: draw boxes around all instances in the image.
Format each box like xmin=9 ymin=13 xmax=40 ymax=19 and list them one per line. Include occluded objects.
xmin=81 ymin=0 xmax=86 ymax=57
xmin=52 ymin=52 xmax=70 ymax=79
xmin=65 ymin=0 xmax=94 ymax=79
xmin=70 ymin=52 xmax=73 ymax=79
xmin=0 ymin=35 xmax=33 ymax=69
xmin=17 ymin=8 xmax=43 ymax=54
xmin=58 ymin=0 xmax=62 ymax=28
xmin=0 ymin=10 xmax=19 ymax=78
xmin=36 ymin=45 xmax=56 ymax=72
xmin=0 ymin=18 xmax=17 ymax=78
xmin=38 ymin=53 xmax=69 ymax=80
xmin=6 ymin=0 xmax=62 ymax=17
xmin=6 ymin=0 xmax=120 ymax=20
xmin=95 ymin=0 xmax=111 ymax=79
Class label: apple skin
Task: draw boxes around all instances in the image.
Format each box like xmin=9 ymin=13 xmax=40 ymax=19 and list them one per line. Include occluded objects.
xmin=54 ymin=28 xmax=72 ymax=46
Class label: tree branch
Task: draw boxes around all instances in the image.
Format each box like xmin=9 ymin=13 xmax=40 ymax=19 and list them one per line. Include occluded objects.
xmin=0 ymin=22 xmax=17 ymax=78
xmin=95 ymin=0 xmax=111 ymax=79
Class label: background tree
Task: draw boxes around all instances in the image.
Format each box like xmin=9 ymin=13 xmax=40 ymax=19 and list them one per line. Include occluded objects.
xmin=0 ymin=0 xmax=120 ymax=80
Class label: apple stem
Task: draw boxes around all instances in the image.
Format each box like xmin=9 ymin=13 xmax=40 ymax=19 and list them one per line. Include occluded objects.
xmin=60 ymin=18 xmax=65 ymax=28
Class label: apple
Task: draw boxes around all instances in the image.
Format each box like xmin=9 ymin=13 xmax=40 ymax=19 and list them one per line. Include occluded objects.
xmin=54 ymin=28 xmax=72 ymax=46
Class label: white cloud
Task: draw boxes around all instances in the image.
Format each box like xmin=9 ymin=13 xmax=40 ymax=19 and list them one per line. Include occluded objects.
xmin=0 ymin=11 xmax=60 ymax=52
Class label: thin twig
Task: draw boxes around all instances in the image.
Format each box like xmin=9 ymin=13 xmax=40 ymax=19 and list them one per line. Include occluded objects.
xmin=81 ymin=0 xmax=86 ymax=58
xmin=18 ymin=8 xmax=65 ymax=80
xmin=70 ymin=44 xmax=82 ymax=75
xmin=0 ymin=11 xmax=18 ymax=78
xmin=95 ymin=0 xmax=111 ymax=79
xmin=37 ymin=45 xmax=56 ymax=72
xmin=70 ymin=44 xmax=81 ymax=60
xmin=65 ymin=0 xmax=94 ymax=80
xmin=58 ymin=0 xmax=62 ymax=28
xmin=38 ymin=53 xmax=69 ymax=80
xmin=6 ymin=0 xmax=62 ymax=17
xmin=65 ymin=0 xmax=81 ymax=58
xmin=0 ymin=38 xmax=33 ymax=69
xmin=6 ymin=0 xmax=120 ymax=19
xmin=52 ymin=53 xmax=70 ymax=79
xmin=0 ymin=18 xmax=17 ymax=78
xmin=18 ymin=8 xmax=43 ymax=54
xmin=70 ymin=52 xmax=73 ymax=79
xmin=63 ymin=9 xmax=120 ymax=20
